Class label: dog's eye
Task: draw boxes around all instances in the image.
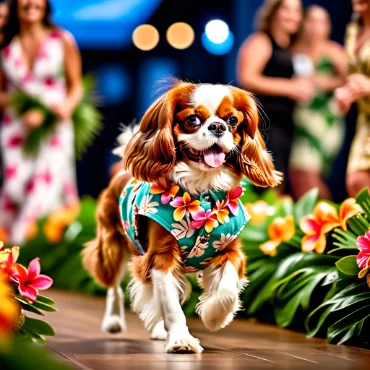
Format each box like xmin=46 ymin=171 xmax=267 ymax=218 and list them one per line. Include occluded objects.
xmin=227 ymin=116 xmax=238 ymax=127
xmin=185 ymin=115 xmax=201 ymax=126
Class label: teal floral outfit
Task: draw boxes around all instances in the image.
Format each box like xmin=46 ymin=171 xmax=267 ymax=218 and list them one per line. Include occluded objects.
xmin=119 ymin=179 xmax=250 ymax=271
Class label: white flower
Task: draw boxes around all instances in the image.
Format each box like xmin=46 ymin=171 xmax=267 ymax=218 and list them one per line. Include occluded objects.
xmin=139 ymin=195 xmax=159 ymax=215
xmin=171 ymin=217 xmax=195 ymax=239
xmin=212 ymin=233 xmax=237 ymax=251
xmin=188 ymin=235 xmax=209 ymax=259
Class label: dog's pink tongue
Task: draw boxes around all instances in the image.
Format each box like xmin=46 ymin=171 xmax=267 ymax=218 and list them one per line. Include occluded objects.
xmin=203 ymin=148 xmax=225 ymax=168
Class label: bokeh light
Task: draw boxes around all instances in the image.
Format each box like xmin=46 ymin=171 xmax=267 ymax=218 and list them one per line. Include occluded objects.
xmin=205 ymin=19 xmax=229 ymax=44
xmin=166 ymin=22 xmax=195 ymax=49
xmin=201 ymin=30 xmax=234 ymax=55
xmin=132 ymin=24 xmax=159 ymax=51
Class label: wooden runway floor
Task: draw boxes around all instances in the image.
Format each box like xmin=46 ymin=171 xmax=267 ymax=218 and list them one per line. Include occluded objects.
xmin=44 ymin=290 xmax=370 ymax=370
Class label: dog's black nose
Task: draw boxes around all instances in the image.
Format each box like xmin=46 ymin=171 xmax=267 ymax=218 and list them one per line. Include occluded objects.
xmin=208 ymin=122 xmax=227 ymax=136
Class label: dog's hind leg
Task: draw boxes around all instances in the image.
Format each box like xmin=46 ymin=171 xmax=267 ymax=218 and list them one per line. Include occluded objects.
xmin=101 ymin=257 xmax=128 ymax=334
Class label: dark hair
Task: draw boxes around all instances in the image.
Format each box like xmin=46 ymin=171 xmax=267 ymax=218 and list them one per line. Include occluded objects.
xmin=1 ymin=0 xmax=55 ymax=49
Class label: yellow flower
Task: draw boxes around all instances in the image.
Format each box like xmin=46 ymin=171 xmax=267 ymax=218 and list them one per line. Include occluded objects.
xmin=0 ymin=271 xmax=19 ymax=340
xmin=300 ymin=199 xmax=362 ymax=254
xmin=26 ymin=222 xmax=38 ymax=240
xmin=260 ymin=215 xmax=295 ymax=256
xmin=245 ymin=200 xmax=273 ymax=225
xmin=43 ymin=203 xmax=80 ymax=244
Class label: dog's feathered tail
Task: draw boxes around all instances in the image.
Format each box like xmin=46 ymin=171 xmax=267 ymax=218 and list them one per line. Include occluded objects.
xmin=82 ymin=172 xmax=130 ymax=287
xmin=112 ymin=122 xmax=140 ymax=158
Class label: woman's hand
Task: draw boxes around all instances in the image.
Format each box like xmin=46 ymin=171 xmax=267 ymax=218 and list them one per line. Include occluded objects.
xmin=22 ymin=109 xmax=45 ymax=130
xmin=50 ymin=103 xmax=73 ymax=121
xmin=288 ymin=77 xmax=314 ymax=103
xmin=345 ymin=73 xmax=370 ymax=100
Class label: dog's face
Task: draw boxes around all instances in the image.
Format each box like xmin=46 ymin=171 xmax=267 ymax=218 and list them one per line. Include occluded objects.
xmin=124 ymin=80 xmax=282 ymax=192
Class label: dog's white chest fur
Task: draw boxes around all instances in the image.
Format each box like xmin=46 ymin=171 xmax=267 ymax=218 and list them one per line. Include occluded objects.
xmin=171 ymin=162 xmax=240 ymax=195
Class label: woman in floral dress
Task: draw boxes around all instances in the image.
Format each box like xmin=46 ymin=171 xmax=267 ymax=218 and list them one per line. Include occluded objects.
xmin=0 ymin=0 xmax=82 ymax=245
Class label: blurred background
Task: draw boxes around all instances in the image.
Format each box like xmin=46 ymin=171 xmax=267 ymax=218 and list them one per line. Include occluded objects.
xmin=53 ymin=0 xmax=352 ymax=200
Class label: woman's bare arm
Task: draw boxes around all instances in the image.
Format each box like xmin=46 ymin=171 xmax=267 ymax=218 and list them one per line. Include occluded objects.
xmin=237 ymin=33 xmax=295 ymax=97
xmin=61 ymin=31 xmax=83 ymax=115
xmin=313 ymin=41 xmax=346 ymax=92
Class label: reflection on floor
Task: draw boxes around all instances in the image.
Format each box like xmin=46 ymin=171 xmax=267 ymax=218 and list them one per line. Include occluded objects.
xmin=45 ymin=290 xmax=370 ymax=370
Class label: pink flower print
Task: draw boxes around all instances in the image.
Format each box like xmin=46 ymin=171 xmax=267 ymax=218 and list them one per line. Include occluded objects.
xmin=21 ymin=72 xmax=33 ymax=85
xmin=5 ymin=165 xmax=17 ymax=179
xmin=170 ymin=192 xmax=201 ymax=221
xmin=37 ymin=45 xmax=48 ymax=60
xmin=357 ymin=230 xmax=370 ymax=279
xmin=3 ymin=46 xmax=11 ymax=58
xmin=3 ymin=195 xmax=18 ymax=213
xmin=64 ymin=183 xmax=77 ymax=195
xmin=191 ymin=208 xmax=219 ymax=233
xmin=150 ymin=184 xmax=180 ymax=204
xmin=44 ymin=76 xmax=55 ymax=87
xmin=7 ymin=135 xmax=23 ymax=148
xmin=3 ymin=114 xmax=12 ymax=126
xmin=41 ymin=169 xmax=52 ymax=184
xmin=13 ymin=58 xmax=22 ymax=68
xmin=226 ymin=187 xmax=243 ymax=216
xmin=25 ymin=178 xmax=37 ymax=194
xmin=50 ymin=136 xmax=62 ymax=148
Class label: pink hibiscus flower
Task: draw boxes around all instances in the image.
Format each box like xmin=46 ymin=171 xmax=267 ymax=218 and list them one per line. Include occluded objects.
xmin=357 ymin=231 xmax=370 ymax=278
xmin=191 ymin=208 xmax=219 ymax=233
xmin=226 ymin=187 xmax=243 ymax=216
xmin=11 ymin=258 xmax=53 ymax=302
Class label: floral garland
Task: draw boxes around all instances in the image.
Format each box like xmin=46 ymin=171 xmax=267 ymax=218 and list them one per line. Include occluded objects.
xmin=0 ymin=241 xmax=56 ymax=343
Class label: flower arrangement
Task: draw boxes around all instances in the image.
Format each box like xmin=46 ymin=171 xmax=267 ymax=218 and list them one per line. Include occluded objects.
xmin=0 ymin=241 xmax=56 ymax=343
xmin=240 ymin=188 xmax=370 ymax=347
xmin=11 ymin=74 xmax=103 ymax=158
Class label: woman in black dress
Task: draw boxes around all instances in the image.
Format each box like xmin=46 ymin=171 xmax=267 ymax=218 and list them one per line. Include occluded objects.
xmin=237 ymin=0 xmax=313 ymax=193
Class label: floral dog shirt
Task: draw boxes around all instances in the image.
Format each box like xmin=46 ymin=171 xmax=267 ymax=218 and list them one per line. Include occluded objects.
xmin=119 ymin=179 xmax=250 ymax=271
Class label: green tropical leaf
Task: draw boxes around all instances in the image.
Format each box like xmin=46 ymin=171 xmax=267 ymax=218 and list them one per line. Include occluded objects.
xmin=23 ymin=317 xmax=55 ymax=336
xmin=293 ymin=188 xmax=319 ymax=225
xmin=32 ymin=300 xmax=57 ymax=312
xmin=327 ymin=305 xmax=370 ymax=344
xmin=36 ymin=295 xmax=55 ymax=305
xmin=335 ymin=256 xmax=359 ymax=276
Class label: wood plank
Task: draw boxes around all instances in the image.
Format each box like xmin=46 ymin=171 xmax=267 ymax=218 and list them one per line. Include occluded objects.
xmin=42 ymin=290 xmax=370 ymax=370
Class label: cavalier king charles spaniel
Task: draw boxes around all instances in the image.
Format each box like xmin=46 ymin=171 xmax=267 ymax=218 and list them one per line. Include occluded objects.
xmin=83 ymin=79 xmax=281 ymax=353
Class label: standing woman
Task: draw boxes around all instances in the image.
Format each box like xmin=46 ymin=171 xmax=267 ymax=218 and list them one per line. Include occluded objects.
xmin=0 ymin=0 xmax=82 ymax=245
xmin=237 ymin=0 xmax=312 ymax=194
xmin=336 ymin=0 xmax=370 ymax=197
xmin=290 ymin=6 xmax=346 ymax=200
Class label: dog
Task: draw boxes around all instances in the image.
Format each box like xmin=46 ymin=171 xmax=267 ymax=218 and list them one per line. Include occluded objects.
xmin=83 ymin=79 xmax=281 ymax=353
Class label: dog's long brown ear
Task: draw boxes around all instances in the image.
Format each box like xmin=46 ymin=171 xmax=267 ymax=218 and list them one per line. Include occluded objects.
xmin=124 ymin=82 xmax=194 ymax=188
xmin=231 ymin=87 xmax=282 ymax=188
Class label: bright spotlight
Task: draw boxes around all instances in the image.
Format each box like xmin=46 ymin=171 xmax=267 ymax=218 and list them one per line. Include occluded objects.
xmin=201 ymin=30 xmax=234 ymax=55
xmin=205 ymin=19 xmax=229 ymax=44
xmin=132 ymin=24 xmax=159 ymax=51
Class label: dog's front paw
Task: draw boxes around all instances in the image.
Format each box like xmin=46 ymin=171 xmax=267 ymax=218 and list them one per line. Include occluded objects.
xmin=101 ymin=315 xmax=127 ymax=334
xmin=150 ymin=320 xmax=167 ymax=341
xmin=166 ymin=334 xmax=203 ymax=353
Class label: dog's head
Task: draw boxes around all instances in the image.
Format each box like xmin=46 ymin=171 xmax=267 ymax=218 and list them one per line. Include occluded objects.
xmin=124 ymin=80 xmax=282 ymax=192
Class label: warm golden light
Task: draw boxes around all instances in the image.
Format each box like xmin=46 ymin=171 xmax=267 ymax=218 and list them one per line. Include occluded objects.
xmin=166 ymin=22 xmax=194 ymax=50
xmin=132 ymin=24 xmax=159 ymax=51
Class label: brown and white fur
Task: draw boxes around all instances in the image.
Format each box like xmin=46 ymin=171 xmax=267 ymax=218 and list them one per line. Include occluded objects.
xmin=83 ymin=80 xmax=281 ymax=353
